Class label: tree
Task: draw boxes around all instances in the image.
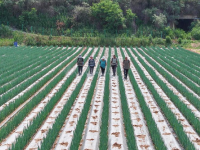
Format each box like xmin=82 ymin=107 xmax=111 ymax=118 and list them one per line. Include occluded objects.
xmin=19 ymin=8 xmax=38 ymax=26
xmin=72 ymin=2 xmax=91 ymax=27
xmin=91 ymin=0 xmax=125 ymax=30
xmin=126 ymin=9 xmax=137 ymax=31
xmin=152 ymin=13 xmax=167 ymax=28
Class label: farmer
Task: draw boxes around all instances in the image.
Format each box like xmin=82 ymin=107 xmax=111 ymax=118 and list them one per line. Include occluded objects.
xmin=77 ymin=55 xmax=84 ymax=75
xmin=88 ymin=56 xmax=95 ymax=75
xmin=123 ymin=56 xmax=130 ymax=80
xmin=99 ymin=56 xmax=107 ymax=76
xmin=111 ymin=55 xmax=118 ymax=76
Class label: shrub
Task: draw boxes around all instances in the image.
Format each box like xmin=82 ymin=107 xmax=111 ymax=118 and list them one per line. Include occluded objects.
xmin=153 ymin=37 xmax=165 ymax=45
xmin=178 ymin=38 xmax=182 ymax=44
xmin=164 ymin=27 xmax=174 ymax=39
xmin=49 ymin=35 xmax=53 ymax=40
xmin=148 ymin=34 xmax=153 ymax=44
xmin=191 ymin=26 xmax=200 ymax=40
xmin=0 ymin=25 xmax=13 ymax=38
xmin=174 ymin=29 xmax=186 ymax=39
xmin=25 ymin=36 xmax=36 ymax=46
xmin=165 ymin=36 xmax=172 ymax=45
xmin=13 ymin=31 xmax=24 ymax=44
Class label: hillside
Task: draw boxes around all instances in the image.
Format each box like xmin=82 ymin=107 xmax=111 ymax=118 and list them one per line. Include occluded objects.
xmin=0 ymin=0 xmax=200 ymax=31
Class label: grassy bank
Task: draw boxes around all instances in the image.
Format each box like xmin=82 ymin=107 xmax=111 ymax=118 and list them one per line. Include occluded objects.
xmin=1 ymin=31 xmax=200 ymax=54
xmin=0 ymin=38 xmax=14 ymax=46
xmin=2 ymin=31 xmax=167 ymax=47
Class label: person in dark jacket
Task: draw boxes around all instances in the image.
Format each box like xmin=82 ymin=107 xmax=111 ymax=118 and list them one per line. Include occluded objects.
xmin=111 ymin=55 xmax=118 ymax=76
xmin=88 ymin=56 xmax=95 ymax=75
xmin=77 ymin=55 xmax=84 ymax=75
xmin=123 ymin=57 xmax=130 ymax=80
xmin=99 ymin=56 xmax=106 ymax=76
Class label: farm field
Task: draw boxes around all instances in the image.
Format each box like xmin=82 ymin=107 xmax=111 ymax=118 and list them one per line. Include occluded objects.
xmin=0 ymin=46 xmax=200 ymax=150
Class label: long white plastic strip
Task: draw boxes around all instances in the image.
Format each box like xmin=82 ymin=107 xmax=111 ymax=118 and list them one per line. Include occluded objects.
xmin=108 ymin=48 xmax=127 ymax=150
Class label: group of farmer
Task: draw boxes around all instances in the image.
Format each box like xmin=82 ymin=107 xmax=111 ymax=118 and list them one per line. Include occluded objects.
xmin=77 ymin=54 xmax=130 ymax=80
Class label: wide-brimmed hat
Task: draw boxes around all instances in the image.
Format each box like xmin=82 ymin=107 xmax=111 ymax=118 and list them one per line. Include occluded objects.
xmin=101 ymin=56 xmax=105 ymax=60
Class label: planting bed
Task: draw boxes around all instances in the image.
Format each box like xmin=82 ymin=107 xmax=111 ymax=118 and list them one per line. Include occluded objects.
xmin=0 ymin=46 xmax=200 ymax=150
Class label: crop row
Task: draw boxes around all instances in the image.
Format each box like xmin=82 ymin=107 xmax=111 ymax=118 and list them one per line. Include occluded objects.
xmin=0 ymin=46 xmax=200 ymax=150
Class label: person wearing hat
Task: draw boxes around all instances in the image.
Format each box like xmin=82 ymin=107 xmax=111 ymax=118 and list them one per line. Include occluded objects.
xmin=77 ymin=55 xmax=84 ymax=75
xmin=99 ymin=56 xmax=107 ymax=76
xmin=123 ymin=56 xmax=130 ymax=80
xmin=111 ymin=55 xmax=118 ymax=76
xmin=88 ymin=56 xmax=95 ymax=75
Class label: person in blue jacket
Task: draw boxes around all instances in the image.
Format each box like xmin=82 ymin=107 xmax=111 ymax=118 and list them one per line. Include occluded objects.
xmin=99 ymin=56 xmax=107 ymax=76
xmin=88 ymin=56 xmax=95 ymax=75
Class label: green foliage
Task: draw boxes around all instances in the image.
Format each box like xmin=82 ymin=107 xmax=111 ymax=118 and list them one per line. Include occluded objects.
xmin=191 ymin=22 xmax=200 ymax=40
xmin=152 ymin=13 xmax=167 ymax=28
xmin=153 ymin=38 xmax=165 ymax=45
xmin=19 ymin=8 xmax=38 ymax=26
xmin=0 ymin=38 xmax=13 ymax=46
xmin=25 ymin=35 xmax=37 ymax=46
xmin=72 ymin=2 xmax=91 ymax=27
xmin=0 ymin=24 xmax=13 ymax=38
xmin=178 ymin=38 xmax=182 ymax=44
xmin=13 ymin=31 xmax=24 ymax=44
xmin=165 ymin=36 xmax=172 ymax=45
xmin=164 ymin=27 xmax=175 ymax=39
xmin=148 ymin=34 xmax=153 ymax=44
xmin=174 ymin=29 xmax=187 ymax=39
xmin=125 ymin=9 xmax=136 ymax=27
xmin=143 ymin=7 xmax=158 ymax=23
xmin=91 ymin=0 xmax=125 ymax=29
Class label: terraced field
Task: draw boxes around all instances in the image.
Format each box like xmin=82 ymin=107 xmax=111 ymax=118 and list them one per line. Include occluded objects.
xmin=0 ymin=46 xmax=200 ymax=150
